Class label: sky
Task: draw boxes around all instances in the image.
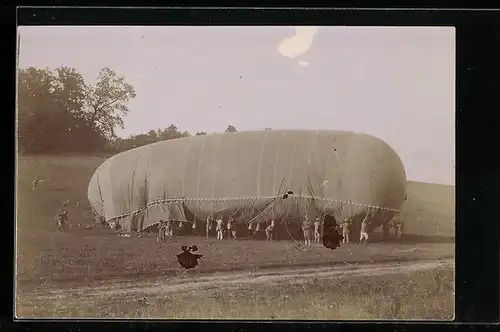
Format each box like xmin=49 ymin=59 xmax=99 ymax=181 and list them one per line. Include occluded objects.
xmin=18 ymin=26 xmax=455 ymax=185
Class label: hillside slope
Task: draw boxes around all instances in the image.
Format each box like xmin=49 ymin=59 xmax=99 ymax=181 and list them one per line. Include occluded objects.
xmin=400 ymin=181 xmax=455 ymax=238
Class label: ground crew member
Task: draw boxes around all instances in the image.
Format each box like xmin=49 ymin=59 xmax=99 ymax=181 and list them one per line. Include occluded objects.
xmin=247 ymin=222 xmax=253 ymax=238
xmin=166 ymin=218 xmax=174 ymax=238
xmin=227 ymin=216 xmax=235 ymax=240
xmin=359 ymin=216 xmax=369 ymax=245
xmin=216 ymin=216 xmax=224 ymax=240
xmin=302 ymin=216 xmax=313 ymax=247
xmin=341 ymin=218 xmax=350 ymax=244
xmin=55 ymin=210 xmax=69 ymax=231
xmin=191 ymin=219 xmax=197 ymax=235
xmin=399 ymin=220 xmax=405 ymax=240
xmin=254 ymin=222 xmax=261 ymax=239
xmin=322 ymin=217 xmax=343 ymax=250
xmin=393 ymin=217 xmax=405 ymax=240
xmin=205 ymin=216 xmax=212 ymax=239
xmin=109 ymin=220 xmax=118 ymax=231
xmin=313 ymin=217 xmax=322 ymax=243
xmin=265 ymin=219 xmax=276 ymax=242
xmin=157 ymin=221 xmax=166 ymax=245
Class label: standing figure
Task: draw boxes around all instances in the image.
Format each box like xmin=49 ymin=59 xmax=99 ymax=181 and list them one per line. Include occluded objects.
xmin=313 ymin=217 xmax=322 ymax=243
xmin=392 ymin=217 xmax=405 ymax=241
xmin=227 ymin=216 xmax=235 ymax=240
xmin=177 ymin=245 xmax=204 ymax=269
xmin=399 ymin=220 xmax=405 ymax=240
xmin=157 ymin=221 xmax=166 ymax=245
xmin=191 ymin=219 xmax=197 ymax=235
xmin=341 ymin=218 xmax=350 ymax=244
xmin=166 ymin=219 xmax=174 ymax=238
xmin=265 ymin=219 xmax=276 ymax=242
xmin=247 ymin=222 xmax=253 ymax=238
xmin=302 ymin=216 xmax=313 ymax=247
xmin=205 ymin=216 xmax=212 ymax=239
xmin=387 ymin=219 xmax=395 ymax=238
xmin=109 ymin=220 xmax=119 ymax=231
xmin=359 ymin=215 xmax=369 ymax=245
xmin=55 ymin=210 xmax=69 ymax=231
xmin=322 ymin=216 xmax=343 ymax=250
xmin=254 ymin=222 xmax=261 ymax=239
xmin=216 ymin=216 xmax=224 ymax=240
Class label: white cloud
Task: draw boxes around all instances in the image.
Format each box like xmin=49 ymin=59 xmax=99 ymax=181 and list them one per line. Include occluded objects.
xmin=298 ymin=60 xmax=309 ymax=67
xmin=277 ymin=26 xmax=319 ymax=59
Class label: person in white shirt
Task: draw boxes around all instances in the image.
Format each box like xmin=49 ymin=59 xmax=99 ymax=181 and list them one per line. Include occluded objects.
xmin=166 ymin=219 xmax=174 ymax=237
xmin=205 ymin=216 xmax=212 ymax=239
xmin=265 ymin=219 xmax=276 ymax=242
xmin=313 ymin=217 xmax=322 ymax=243
xmin=227 ymin=216 xmax=236 ymax=239
xmin=216 ymin=216 xmax=224 ymax=240
xmin=302 ymin=216 xmax=313 ymax=247
xmin=359 ymin=216 xmax=369 ymax=245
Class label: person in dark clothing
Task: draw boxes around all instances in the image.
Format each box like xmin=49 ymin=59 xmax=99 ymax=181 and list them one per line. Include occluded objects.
xmin=322 ymin=215 xmax=343 ymax=250
xmin=176 ymin=245 xmax=204 ymax=269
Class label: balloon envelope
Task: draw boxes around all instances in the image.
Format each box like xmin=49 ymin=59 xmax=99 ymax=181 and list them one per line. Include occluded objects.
xmin=88 ymin=130 xmax=407 ymax=233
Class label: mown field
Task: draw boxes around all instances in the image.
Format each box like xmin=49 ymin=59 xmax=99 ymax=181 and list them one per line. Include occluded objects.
xmin=15 ymin=155 xmax=455 ymax=319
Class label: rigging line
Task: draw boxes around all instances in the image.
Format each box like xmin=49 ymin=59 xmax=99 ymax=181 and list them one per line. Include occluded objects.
xmin=283 ymin=195 xmax=299 ymax=247
xmin=277 ymin=176 xmax=286 ymax=196
xmin=272 ymin=132 xmax=285 ymax=195
xmin=96 ymin=174 xmax=105 ymax=213
xmin=104 ymin=196 xmax=400 ymax=223
xmin=211 ymin=134 xmax=224 ymax=206
xmin=306 ymin=175 xmax=320 ymax=212
xmin=248 ymin=197 xmax=279 ymax=224
xmin=196 ymin=137 xmax=207 ymax=215
xmin=248 ymin=180 xmax=287 ymax=226
xmin=304 ymin=131 xmax=318 ymax=201
xmin=286 ymin=140 xmax=298 ymax=195
xmin=256 ymin=130 xmax=269 ymax=197
xmin=129 ymin=156 xmax=141 ymax=210
xmin=181 ymin=138 xmax=194 ymax=198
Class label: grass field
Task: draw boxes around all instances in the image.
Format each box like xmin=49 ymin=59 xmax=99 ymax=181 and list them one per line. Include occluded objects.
xmin=15 ymin=155 xmax=455 ymax=319
xmin=17 ymin=265 xmax=454 ymax=320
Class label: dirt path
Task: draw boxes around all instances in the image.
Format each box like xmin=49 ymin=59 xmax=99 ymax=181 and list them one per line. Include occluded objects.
xmin=24 ymin=258 xmax=454 ymax=305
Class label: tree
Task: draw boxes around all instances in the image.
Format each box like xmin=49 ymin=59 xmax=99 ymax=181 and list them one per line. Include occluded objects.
xmin=17 ymin=67 xmax=106 ymax=153
xmin=84 ymin=67 xmax=136 ymax=140
xmin=225 ymin=125 xmax=237 ymax=133
xmin=52 ymin=67 xmax=87 ymax=115
xmin=157 ymin=124 xmax=190 ymax=141
xmin=110 ymin=124 xmax=193 ymax=152
xmin=195 ymin=132 xmax=207 ymax=135
xmin=265 ymin=128 xmax=272 ymax=131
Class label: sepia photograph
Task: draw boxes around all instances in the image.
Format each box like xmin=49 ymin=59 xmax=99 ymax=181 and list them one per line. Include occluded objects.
xmin=15 ymin=25 xmax=455 ymax=320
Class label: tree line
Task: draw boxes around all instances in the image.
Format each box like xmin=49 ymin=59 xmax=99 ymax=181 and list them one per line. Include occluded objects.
xmin=112 ymin=124 xmax=239 ymax=151
xmin=17 ymin=66 xmax=245 ymax=154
